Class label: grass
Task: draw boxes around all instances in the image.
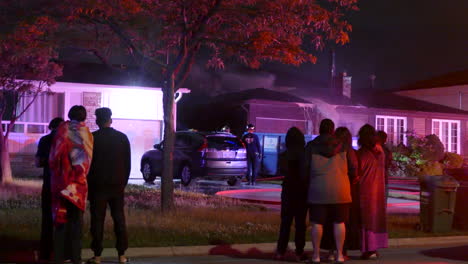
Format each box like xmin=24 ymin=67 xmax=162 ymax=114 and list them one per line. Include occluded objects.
xmin=1 ymin=181 xmax=279 ymax=248
xmin=1 ymin=179 xmax=468 ymax=249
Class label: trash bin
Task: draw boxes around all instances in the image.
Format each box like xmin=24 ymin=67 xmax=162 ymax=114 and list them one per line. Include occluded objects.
xmin=443 ymin=168 xmax=468 ymax=230
xmin=419 ymin=175 xmax=459 ymax=233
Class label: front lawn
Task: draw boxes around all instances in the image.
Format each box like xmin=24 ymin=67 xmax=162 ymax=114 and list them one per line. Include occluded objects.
xmin=1 ymin=180 xmax=468 ymax=248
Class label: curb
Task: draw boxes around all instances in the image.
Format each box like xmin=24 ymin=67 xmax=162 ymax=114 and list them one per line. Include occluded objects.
xmin=388 ymin=191 xmax=419 ymax=201
xmin=82 ymin=236 xmax=468 ymax=259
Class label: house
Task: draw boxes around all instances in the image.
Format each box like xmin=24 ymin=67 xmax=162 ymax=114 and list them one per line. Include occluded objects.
xmin=186 ymin=72 xmax=468 ymax=175
xmin=395 ymin=70 xmax=468 ymax=111
xmin=3 ymin=62 xmax=190 ymax=178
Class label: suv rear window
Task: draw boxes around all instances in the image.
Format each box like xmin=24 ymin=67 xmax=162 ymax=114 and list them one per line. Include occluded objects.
xmin=206 ymin=136 xmax=244 ymax=150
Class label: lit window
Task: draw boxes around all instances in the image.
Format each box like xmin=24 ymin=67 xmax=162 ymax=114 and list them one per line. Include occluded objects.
xmin=432 ymin=119 xmax=460 ymax=154
xmin=105 ymin=89 xmax=163 ymax=120
xmin=375 ymin=115 xmax=407 ymax=145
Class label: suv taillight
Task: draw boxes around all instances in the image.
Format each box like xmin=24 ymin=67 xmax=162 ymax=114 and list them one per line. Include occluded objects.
xmin=197 ymin=139 xmax=208 ymax=151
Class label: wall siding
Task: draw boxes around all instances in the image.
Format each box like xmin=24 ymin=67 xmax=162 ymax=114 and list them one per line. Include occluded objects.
xmin=249 ymin=103 xmax=310 ymax=134
xmin=413 ymin=118 xmax=426 ymax=136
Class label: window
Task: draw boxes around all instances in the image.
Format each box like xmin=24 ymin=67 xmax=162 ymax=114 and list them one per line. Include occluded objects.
xmin=106 ymin=89 xmax=163 ymax=120
xmin=2 ymin=93 xmax=64 ymax=134
xmin=375 ymin=115 xmax=407 ymax=145
xmin=175 ymin=134 xmax=192 ymax=148
xmin=432 ymin=119 xmax=460 ymax=153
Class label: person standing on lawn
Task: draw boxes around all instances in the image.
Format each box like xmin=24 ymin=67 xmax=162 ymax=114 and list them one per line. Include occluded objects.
xmin=304 ymin=119 xmax=352 ymax=264
xmin=49 ymin=105 xmax=93 ymax=264
xmin=357 ymin=124 xmax=388 ymax=259
xmin=376 ymin=130 xmax=392 ymax=200
xmin=274 ymin=126 xmax=308 ymax=261
xmin=242 ymin=123 xmax=262 ymax=185
xmin=35 ymin=117 xmax=64 ymax=263
xmin=87 ymin=107 xmax=131 ymax=264
xmin=320 ymin=127 xmax=361 ymax=261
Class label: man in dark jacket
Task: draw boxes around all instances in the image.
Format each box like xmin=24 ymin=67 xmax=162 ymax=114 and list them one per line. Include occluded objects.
xmin=87 ymin=107 xmax=131 ymax=264
xmin=35 ymin=117 xmax=64 ymax=263
xmin=242 ymin=123 xmax=262 ymax=185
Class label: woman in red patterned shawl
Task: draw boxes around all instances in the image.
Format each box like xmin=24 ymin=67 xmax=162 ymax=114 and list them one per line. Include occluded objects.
xmin=49 ymin=105 xmax=93 ymax=264
xmin=357 ymin=124 xmax=388 ymax=260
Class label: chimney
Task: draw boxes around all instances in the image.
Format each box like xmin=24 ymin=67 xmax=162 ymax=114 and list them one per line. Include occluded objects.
xmin=369 ymin=74 xmax=376 ymax=89
xmin=334 ymin=71 xmax=352 ymax=99
xmin=329 ymin=49 xmax=336 ymax=93
xmin=341 ymin=72 xmax=352 ymax=99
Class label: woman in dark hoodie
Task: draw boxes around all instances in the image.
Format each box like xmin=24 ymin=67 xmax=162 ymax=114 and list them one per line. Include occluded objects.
xmin=274 ymin=127 xmax=308 ymax=261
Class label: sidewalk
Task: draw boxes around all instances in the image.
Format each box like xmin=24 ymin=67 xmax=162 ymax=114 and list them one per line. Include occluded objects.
xmin=3 ymin=236 xmax=467 ymax=263
xmin=82 ymin=236 xmax=468 ymax=259
xmin=216 ymin=189 xmax=420 ymax=214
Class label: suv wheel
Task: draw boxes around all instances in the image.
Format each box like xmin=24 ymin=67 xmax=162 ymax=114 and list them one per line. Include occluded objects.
xmin=227 ymin=176 xmax=238 ymax=186
xmin=179 ymin=163 xmax=192 ymax=186
xmin=142 ymin=162 xmax=156 ymax=183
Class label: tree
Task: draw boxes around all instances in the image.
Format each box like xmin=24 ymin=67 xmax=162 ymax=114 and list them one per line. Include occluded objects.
xmin=0 ymin=17 xmax=63 ymax=184
xmin=37 ymin=0 xmax=357 ymax=210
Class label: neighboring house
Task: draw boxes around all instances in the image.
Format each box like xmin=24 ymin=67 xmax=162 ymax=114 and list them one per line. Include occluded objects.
xmin=190 ymin=73 xmax=468 ymax=169
xmin=2 ymin=62 xmax=190 ymax=178
xmin=395 ymin=70 xmax=468 ymax=111
xmin=193 ymin=88 xmax=315 ymax=136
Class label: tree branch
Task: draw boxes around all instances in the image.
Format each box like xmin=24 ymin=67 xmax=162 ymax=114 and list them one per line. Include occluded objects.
xmin=175 ymin=46 xmax=199 ymax=89
xmin=65 ymin=46 xmax=115 ymax=69
xmin=188 ymin=0 xmax=223 ymax=50
xmin=14 ymin=86 xmax=41 ymax=121
xmin=104 ymin=18 xmax=167 ymax=68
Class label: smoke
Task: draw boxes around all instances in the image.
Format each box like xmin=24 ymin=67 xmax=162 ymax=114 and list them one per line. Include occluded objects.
xmin=305 ymin=98 xmax=340 ymax=123
xmin=188 ymin=64 xmax=276 ymax=95
xmin=221 ymin=71 xmax=276 ymax=91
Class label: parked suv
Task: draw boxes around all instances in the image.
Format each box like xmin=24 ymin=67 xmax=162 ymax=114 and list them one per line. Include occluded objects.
xmin=140 ymin=130 xmax=247 ymax=186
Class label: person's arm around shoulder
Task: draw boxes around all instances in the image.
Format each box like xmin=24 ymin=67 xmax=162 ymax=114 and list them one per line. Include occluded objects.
xmin=347 ymin=149 xmax=359 ymax=184
xmin=302 ymin=142 xmax=312 ymax=183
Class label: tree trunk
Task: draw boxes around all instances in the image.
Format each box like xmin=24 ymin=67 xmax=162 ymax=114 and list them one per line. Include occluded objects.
xmin=0 ymin=125 xmax=13 ymax=184
xmin=160 ymin=74 xmax=176 ymax=212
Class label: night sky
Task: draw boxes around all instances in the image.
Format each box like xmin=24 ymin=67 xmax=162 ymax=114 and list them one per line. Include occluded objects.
xmin=55 ymin=0 xmax=468 ymax=94
xmin=260 ymin=0 xmax=468 ymax=92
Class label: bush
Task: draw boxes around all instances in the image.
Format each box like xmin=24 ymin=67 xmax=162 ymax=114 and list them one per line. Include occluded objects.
xmin=442 ymin=152 xmax=464 ymax=169
xmin=418 ymin=161 xmax=444 ymax=177
xmin=390 ymin=133 xmax=445 ymax=177
xmin=407 ymin=133 xmax=445 ymax=162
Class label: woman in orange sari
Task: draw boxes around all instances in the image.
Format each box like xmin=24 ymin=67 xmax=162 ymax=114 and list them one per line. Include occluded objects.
xmin=357 ymin=124 xmax=388 ymax=260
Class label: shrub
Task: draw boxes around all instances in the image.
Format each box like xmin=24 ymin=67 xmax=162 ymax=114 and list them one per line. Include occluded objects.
xmin=407 ymin=133 xmax=445 ymax=162
xmin=442 ymin=152 xmax=464 ymax=169
xmin=418 ymin=161 xmax=443 ymax=177
xmin=390 ymin=133 xmax=445 ymax=177
xmin=390 ymin=144 xmax=420 ymax=178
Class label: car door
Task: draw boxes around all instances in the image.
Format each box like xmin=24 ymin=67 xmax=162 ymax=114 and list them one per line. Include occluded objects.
xmin=173 ymin=133 xmax=193 ymax=172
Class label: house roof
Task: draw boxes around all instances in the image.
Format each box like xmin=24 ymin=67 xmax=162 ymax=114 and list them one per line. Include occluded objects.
xmin=399 ymin=70 xmax=468 ymax=91
xmin=353 ymin=92 xmax=468 ymax=115
xmin=211 ymin=87 xmax=468 ymax=115
xmin=211 ymin=87 xmax=312 ymax=104
xmin=287 ymin=87 xmax=355 ymax=106
xmin=56 ymin=61 xmax=161 ymax=87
